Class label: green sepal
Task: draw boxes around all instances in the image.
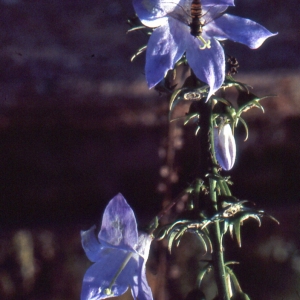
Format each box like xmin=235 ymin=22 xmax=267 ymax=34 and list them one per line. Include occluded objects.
xmin=197 ymin=264 xmax=213 ymax=288
xmin=223 ymin=75 xmax=251 ymax=92
xmin=235 ymin=116 xmax=249 ymax=141
xmin=226 ymin=212 xmax=262 ymax=247
xmin=237 ymin=91 xmax=275 ymax=115
xmin=169 ymin=88 xmax=184 ymax=119
xmin=183 ymin=112 xmax=199 ymax=126
xmin=127 ymin=15 xmax=153 ymax=36
xmin=168 ymin=230 xmax=178 ymax=254
xmin=212 ymin=96 xmax=234 ymax=108
xmin=127 ymin=25 xmax=147 ymax=33
xmin=225 ymin=264 xmax=241 ymax=292
xmin=130 ymin=45 xmax=147 ymax=62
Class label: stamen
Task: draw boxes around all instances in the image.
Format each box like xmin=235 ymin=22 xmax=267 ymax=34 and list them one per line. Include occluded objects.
xmin=104 ymin=252 xmax=133 ymax=295
xmin=198 ymin=36 xmax=211 ymax=50
xmin=104 ymin=288 xmax=112 ymax=295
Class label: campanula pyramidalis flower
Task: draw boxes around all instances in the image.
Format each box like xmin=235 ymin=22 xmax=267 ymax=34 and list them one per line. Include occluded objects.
xmin=214 ymin=124 xmax=236 ymax=170
xmin=133 ymin=0 xmax=276 ymax=100
xmin=81 ymin=193 xmax=153 ymax=300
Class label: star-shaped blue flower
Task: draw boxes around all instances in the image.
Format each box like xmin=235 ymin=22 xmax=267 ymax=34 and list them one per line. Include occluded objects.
xmin=81 ymin=193 xmax=153 ymax=300
xmin=133 ymin=0 xmax=276 ymax=99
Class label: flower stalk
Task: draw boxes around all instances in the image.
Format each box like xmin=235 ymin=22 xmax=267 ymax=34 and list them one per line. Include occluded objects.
xmin=194 ymin=91 xmax=231 ymax=299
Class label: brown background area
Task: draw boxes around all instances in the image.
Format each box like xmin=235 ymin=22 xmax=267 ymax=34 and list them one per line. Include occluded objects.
xmin=0 ymin=0 xmax=300 ymax=299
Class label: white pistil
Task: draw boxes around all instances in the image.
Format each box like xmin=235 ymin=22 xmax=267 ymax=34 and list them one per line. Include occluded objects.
xmin=198 ymin=36 xmax=211 ymax=49
xmin=104 ymin=252 xmax=133 ymax=295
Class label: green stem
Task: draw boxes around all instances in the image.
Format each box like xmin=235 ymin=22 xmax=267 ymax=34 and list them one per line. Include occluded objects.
xmin=186 ymin=72 xmax=231 ymax=299
xmin=209 ymin=101 xmax=230 ymax=300
xmin=210 ymin=177 xmax=231 ymax=300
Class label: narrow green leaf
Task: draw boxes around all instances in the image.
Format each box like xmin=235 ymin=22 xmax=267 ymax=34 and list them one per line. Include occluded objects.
xmin=168 ymin=231 xmax=177 ymax=254
xmin=238 ymin=117 xmax=249 ymax=141
xmin=233 ymin=220 xmax=242 ymax=247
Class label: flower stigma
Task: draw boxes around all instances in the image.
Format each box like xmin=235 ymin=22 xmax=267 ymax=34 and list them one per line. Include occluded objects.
xmin=198 ymin=36 xmax=211 ymax=49
xmin=104 ymin=289 xmax=112 ymax=296
xmin=104 ymin=252 xmax=133 ymax=294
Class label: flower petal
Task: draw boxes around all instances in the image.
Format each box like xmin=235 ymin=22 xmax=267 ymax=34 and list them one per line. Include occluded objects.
xmin=131 ymin=233 xmax=153 ymax=300
xmin=186 ymin=36 xmax=225 ymax=100
xmin=133 ymin=0 xmax=170 ymax=27
xmin=81 ymin=226 xmax=104 ymax=262
xmin=202 ymin=5 xmax=229 ymax=21
xmin=214 ymin=124 xmax=236 ymax=170
xmin=145 ymin=18 xmax=187 ymax=88
xmin=208 ymin=14 xmax=277 ymax=49
xmin=81 ymin=248 xmax=139 ymax=300
xmin=136 ymin=232 xmax=153 ymax=258
xmin=202 ymin=0 xmax=234 ymax=6
xmin=98 ymin=193 xmax=138 ymax=250
xmin=131 ymin=256 xmax=153 ymax=300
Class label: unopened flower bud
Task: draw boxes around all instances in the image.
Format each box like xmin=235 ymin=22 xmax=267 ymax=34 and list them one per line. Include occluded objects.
xmin=214 ymin=124 xmax=236 ymax=171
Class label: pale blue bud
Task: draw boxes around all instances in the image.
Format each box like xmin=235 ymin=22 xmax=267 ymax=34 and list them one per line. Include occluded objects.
xmin=214 ymin=124 xmax=236 ymax=171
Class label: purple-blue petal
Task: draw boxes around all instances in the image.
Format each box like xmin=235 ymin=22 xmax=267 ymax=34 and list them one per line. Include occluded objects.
xmin=136 ymin=232 xmax=153 ymax=258
xmin=131 ymin=256 xmax=153 ymax=300
xmin=81 ymin=226 xmax=104 ymax=263
xmin=98 ymin=193 xmax=138 ymax=250
xmin=202 ymin=0 xmax=234 ymax=6
xmin=186 ymin=36 xmax=225 ymax=100
xmin=202 ymin=5 xmax=229 ymax=21
xmin=214 ymin=124 xmax=236 ymax=170
xmin=133 ymin=0 xmax=169 ymax=27
xmin=131 ymin=233 xmax=153 ymax=300
xmin=209 ymin=14 xmax=277 ymax=49
xmin=145 ymin=18 xmax=187 ymax=88
xmin=81 ymin=248 xmax=139 ymax=300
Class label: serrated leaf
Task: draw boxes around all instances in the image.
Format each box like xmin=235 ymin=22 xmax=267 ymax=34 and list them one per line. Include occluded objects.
xmin=175 ymin=226 xmax=187 ymax=242
xmin=212 ymin=96 xmax=234 ymax=107
xmin=127 ymin=25 xmax=147 ymax=33
xmin=223 ymin=219 xmax=230 ymax=235
xmin=223 ymin=76 xmax=251 ymax=92
xmin=197 ymin=265 xmax=211 ymax=288
xmin=169 ymin=89 xmax=183 ymax=119
xmin=195 ymin=231 xmax=208 ymax=254
xmin=237 ymin=116 xmax=249 ymax=141
xmin=168 ymin=231 xmax=178 ymax=254
xmin=233 ymin=219 xmax=242 ymax=247
xmin=225 ymin=265 xmax=242 ymax=293
xmin=130 ymin=45 xmax=147 ymax=62
xmin=183 ymin=112 xmax=199 ymax=125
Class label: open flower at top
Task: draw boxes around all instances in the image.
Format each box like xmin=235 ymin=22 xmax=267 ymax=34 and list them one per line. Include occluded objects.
xmin=81 ymin=193 xmax=153 ymax=300
xmin=133 ymin=0 xmax=276 ymax=100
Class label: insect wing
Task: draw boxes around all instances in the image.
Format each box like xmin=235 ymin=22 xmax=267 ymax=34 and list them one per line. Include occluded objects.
xmin=202 ymin=5 xmax=227 ymax=26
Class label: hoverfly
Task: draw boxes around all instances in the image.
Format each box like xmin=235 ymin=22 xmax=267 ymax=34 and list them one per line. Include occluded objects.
xmin=155 ymin=0 xmax=226 ymax=48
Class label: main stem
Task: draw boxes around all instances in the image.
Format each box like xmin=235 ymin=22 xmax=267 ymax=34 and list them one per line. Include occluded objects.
xmin=195 ymin=98 xmax=230 ymax=300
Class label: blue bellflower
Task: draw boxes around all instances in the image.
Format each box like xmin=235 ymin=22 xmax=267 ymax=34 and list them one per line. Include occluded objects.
xmin=133 ymin=0 xmax=276 ymax=100
xmin=81 ymin=193 xmax=153 ymax=300
xmin=214 ymin=124 xmax=236 ymax=170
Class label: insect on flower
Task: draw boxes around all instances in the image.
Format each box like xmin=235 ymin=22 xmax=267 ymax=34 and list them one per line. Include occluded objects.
xmin=188 ymin=0 xmax=217 ymax=49
xmin=133 ymin=0 xmax=276 ymax=100
xmin=160 ymin=0 xmax=225 ymax=49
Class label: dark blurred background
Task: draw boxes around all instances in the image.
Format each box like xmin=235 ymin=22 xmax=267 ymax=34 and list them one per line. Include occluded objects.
xmin=0 ymin=0 xmax=300 ymax=299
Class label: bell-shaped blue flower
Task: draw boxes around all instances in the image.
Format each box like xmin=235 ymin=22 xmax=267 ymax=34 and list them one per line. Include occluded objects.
xmin=133 ymin=0 xmax=276 ymax=100
xmin=214 ymin=124 xmax=236 ymax=170
xmin=81 ymin=193 xmax=153 ymax=300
